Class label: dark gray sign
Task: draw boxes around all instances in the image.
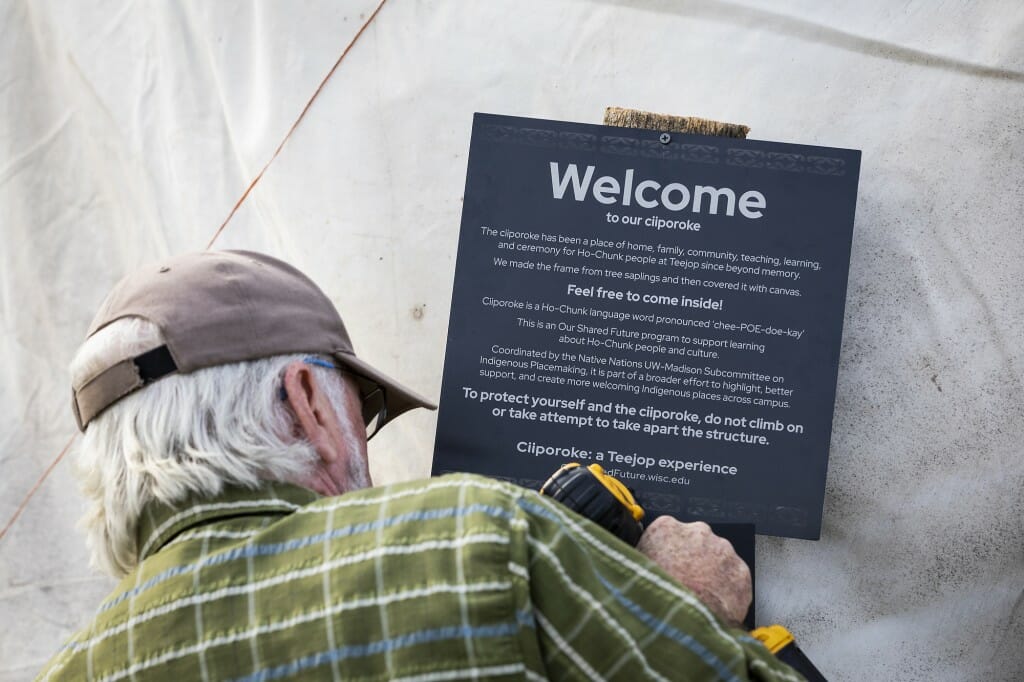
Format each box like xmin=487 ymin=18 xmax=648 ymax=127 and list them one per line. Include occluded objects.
xmin=432 ymin=113 xmax=860 ymax=539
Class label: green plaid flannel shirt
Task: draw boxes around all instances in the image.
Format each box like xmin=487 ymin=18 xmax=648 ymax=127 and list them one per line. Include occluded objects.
xmin=38 ymin=474 xmax=803 ymax=681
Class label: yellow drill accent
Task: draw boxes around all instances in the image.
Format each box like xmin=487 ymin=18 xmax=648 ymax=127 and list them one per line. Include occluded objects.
xmin=587 ymin=464 xmax=645 ymax=521
xmin=751 ymin=625 xmax=795 ymax=655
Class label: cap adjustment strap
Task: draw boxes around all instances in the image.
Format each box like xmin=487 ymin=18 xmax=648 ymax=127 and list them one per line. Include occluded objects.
xmin=72 ymin=345 xmax=178 ymax=430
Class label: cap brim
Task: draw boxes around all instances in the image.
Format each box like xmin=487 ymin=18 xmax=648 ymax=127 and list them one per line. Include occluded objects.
xmin=332 ymin=350 xmax=437 ymax=430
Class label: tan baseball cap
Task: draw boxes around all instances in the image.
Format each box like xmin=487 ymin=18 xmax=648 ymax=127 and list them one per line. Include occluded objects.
xmin=72 ymin=250 xmax=436 ymax=432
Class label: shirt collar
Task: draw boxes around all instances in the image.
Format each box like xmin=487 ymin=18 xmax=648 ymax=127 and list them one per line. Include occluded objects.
xmin=136 ymin=482 xmax=320 ymax=561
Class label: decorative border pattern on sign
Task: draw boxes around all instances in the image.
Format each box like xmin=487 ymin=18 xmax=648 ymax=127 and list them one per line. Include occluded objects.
xmin=728 ymin=149 xmax=847 ymax=176
xmin=686 ymin=496 xmax=809 ymax=526
xmin=483 ymin=122 xmax=847 ymax=176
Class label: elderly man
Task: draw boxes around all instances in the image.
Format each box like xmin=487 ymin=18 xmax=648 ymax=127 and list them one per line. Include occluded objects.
xmin=39 ymin=250 xmax=800 ymax=681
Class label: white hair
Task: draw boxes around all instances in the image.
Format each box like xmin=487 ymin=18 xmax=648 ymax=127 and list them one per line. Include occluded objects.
xmin=70 ymin=317 xmax=358 ymax=577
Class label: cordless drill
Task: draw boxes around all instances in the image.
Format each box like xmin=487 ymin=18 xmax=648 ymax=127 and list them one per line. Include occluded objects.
xmin=539 ymin=462 xmax=827 ymax=682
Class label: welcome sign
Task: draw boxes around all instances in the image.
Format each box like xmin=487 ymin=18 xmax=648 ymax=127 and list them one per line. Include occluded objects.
xmin=432 ymin=113 xmax=860 ymax=539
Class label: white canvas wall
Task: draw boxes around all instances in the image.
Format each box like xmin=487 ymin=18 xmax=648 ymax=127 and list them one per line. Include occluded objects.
xmin=1 ymin=1 xmax=1022 ymax=679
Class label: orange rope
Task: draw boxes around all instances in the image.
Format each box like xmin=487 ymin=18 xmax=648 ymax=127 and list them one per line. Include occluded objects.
xmin=206 ymin=0 xmax=390 ymax=249
xmin=0 ymin=433 xmax=77 ymax=544
xmin=0 ymin=0 xmax=390 ymax=544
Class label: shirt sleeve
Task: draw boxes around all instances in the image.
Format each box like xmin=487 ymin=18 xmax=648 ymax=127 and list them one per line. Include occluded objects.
xmin=511 ymin=488 xmax=806 ymax=682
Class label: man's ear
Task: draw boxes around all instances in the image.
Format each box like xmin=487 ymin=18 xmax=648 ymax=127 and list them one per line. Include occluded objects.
xmin=282 ymin=361 xmax=340 ymax=462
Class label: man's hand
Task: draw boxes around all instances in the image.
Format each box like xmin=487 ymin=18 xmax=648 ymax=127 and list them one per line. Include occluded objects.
xmin=636 ymin=516 xmax=752 ymax=626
